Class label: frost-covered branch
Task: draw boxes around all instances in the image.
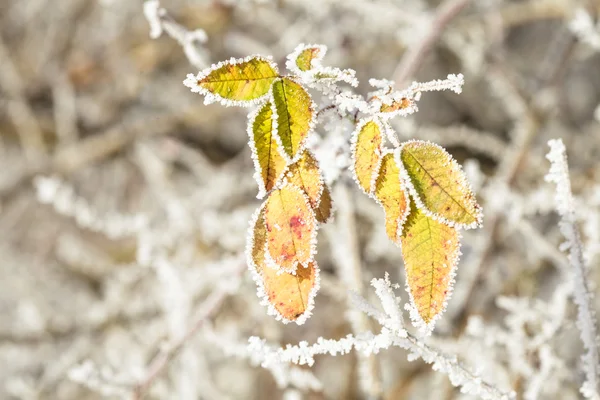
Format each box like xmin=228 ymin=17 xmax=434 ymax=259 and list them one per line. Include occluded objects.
xmin=143 ymin=0 xmax=209 ymax=69
xmin=248 ymin=276 xmax=514 ymax=400
xmin=545 ymin=139 xmax=600 ymax=399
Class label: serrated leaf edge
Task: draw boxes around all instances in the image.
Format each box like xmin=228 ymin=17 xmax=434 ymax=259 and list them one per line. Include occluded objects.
xmin=396 ymin=140 xmax=483 ymax=230
xmin=183 ymin=55 xmax=279 ymax=107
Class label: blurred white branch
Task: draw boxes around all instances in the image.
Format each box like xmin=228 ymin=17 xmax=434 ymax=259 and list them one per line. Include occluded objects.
xmin=545 ymin=139 xmax=600 ymax=399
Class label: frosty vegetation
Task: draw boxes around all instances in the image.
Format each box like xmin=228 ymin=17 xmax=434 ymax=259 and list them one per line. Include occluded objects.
xmin=0 ymin=0 xmax=599 ymax=399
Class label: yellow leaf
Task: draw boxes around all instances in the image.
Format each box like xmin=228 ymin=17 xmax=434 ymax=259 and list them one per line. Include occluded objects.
xmin=272 ymin=78 xmax=315 ymax=160
xmin=249 ymin=101 xmax=287 ymax=197
xmin=264 ymin=184 xmax=317 ymax=273
xmin=283 ymin=150 xmax=334 ymax=224
xmin=351 ymin=118 xmax=384 ymax=194
xmin=374 ymin=151 xmax=409 ymax=244
xmin=295 ymin=46 xmax=323 ymax=71
xmin=185 ymin=56 xmax=279 ymax=105
xmin=247 ymin=207 xmax=318 ymax=323
xmin=398 ymin=140 xmax=483 ymax=229
xmin=401 ymin=204 xmax=460 ymax=329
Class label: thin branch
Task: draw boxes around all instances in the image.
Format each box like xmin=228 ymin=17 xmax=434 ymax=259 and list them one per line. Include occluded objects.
xmin=392 ymin=0 xmax=471 ymax=85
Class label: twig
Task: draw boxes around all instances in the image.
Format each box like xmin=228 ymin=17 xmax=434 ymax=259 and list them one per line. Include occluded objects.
xmin=132 ymin=286 xmax=230 ymax=399
xmin=392 ymin=0 xmax=472 ymax=85
xmin=546 ymin=139 xmax=599 ymax=398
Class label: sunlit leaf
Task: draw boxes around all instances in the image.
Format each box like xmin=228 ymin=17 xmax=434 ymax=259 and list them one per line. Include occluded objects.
xmin=283 ymin=150 xmax=332 ymax=223
xmin=295 ymin=46 xmax=324 ymax=71
xmin=272 ymin=78 xmax=315 ymax=161
xmin=380 ymin=97 xmax=412 ymax=113
xmin=351 ymin=118 xmax=384 ymax=194
xmin=184 ymin=56 xmax=279 ymax=106
xmin=264 ymin=184 xmax=317 ymax=273
xmin=248 ymin=101 xmax=287 ymax=197
xmin=398 ymin=140 xmax=483 ymax=229
xmin=401 ymin=203 xmax=460 ymax=330
xmin=247 ymin=207 xmax=318 ymax=324
xmin=374 ymin=151 xmax=409 ymax=244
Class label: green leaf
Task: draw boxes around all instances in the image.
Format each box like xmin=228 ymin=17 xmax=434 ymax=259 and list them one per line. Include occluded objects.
xmin=401 ymin=202 xmax=461 ymax=330
xmin=248 ymin=101 xmax=287 ymax=197
xmin=374 ymin=151 xmax=410 ymax=244
xmin=184 ymin=56 xmax=279 ymax=106
xmin=398 ymin=140 xmax=483 ymax=229
xmin=272 ymin=78 xmax=315 ymax=160
xmin=351 ymin=118 xmax=384 ymax=194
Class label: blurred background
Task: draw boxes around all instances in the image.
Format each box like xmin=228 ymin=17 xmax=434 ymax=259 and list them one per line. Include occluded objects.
xmin=0 ymin=0 xmax=599 ymax=399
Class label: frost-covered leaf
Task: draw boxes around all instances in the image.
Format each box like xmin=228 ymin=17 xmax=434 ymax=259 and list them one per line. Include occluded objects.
xmin=374 ymin=151 xmax=410 ymax=244
xmin=398 ymin=140 xmax=482 ymax=229
xmin=247 ymin=207 xmax=318 ymax=324
xmin=283 ymin=150 xmax=333 ymax=223
xmin=314 ymin=184 xmax=333 ymax=223
xmin=351 ymin=118 xmax=384 ymax=194
xmin=184 ymin=56 xmax=279 ymax=106
xmin=286 ymin=44 xmax=326 ymax=75
xmin=380 ymin=97 xmax=412 ymax=113
xmin=295 ymin=45 xmax=325 ymax=72
xmin=401 ymin=203 xmax=461 ymax=330
xmin=272 ymin=78 xmax=315 ymax=161
xmin=248 ymin=100 xmax=287 ymax=197
xmin=264 ymin=184 xmax=317 ymax=273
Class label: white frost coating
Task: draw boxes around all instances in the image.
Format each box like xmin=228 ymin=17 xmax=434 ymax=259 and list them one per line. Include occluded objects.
xmin=143 ymin=0 xmax=208 ymax=69
xmin=569 ymin=9 xmax=600 ymax=51
xmin=143 ymin=0 xmax=164 ymax=39
xmin=183 ymin=55 xmax=279 ymax=107
xmin=403 ymin=229 xmax=462 ymax=336
xmin=262 ymin=185 xmax=319 ymax=276
xmin=269 ymin=77 xmax=317 ymax=164
xmin=34 ymin=175 xmax=148 ymax=239
xmin=545 ymin=139 xmax=600 ymax=398
xmin=367 ymin=149 xmax=411 ymax=245
xmin=407 ymin=73 xmax=465 ymax=95
xmin=247 ymin=99 xmax=270 ymax=199
xmin=349 ymin=117 xmax=385 ymax=196
xmin=395 ymin=140 xmax=483 ymax=230
xmin=245 ymin=203 xmax=320 ymax=325
xmin=285 ymin=43 xmax=327 ymax=75
xmin=248 ymin=279 xmax=513 ymax=399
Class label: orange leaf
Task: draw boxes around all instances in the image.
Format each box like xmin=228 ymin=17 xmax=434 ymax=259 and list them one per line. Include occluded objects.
xmin=247 ymin=206 xmax=318 ymax=323
xmin=264 ymin=185 xmax=317 ymax=273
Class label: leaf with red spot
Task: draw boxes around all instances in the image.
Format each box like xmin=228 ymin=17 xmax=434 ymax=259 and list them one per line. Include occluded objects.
xmin=247 ymin=206 xmax=319 ymax=324
xmin=264 ymin=184 xmax=317 ymax=273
